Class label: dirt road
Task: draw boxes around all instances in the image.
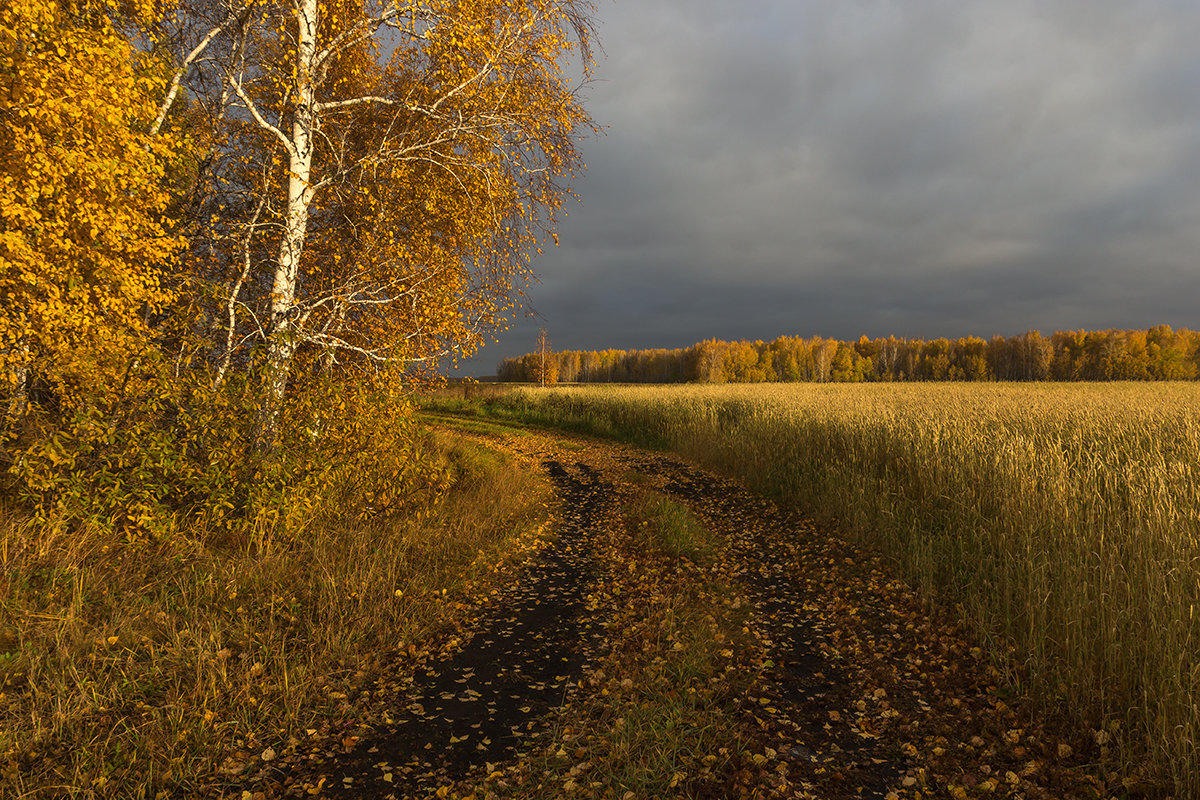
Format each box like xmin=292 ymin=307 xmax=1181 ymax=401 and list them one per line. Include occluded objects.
xmin=267 ymin=422 xmax=1119 ymax=800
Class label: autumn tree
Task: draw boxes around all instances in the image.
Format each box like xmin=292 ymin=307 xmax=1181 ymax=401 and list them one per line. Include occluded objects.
xmin=532 ymin=327 xmax=556 ymax=385
xmin=811 ymin=337 xmax=836 ymax=382
xmin=152 ymin=0 xmax=595 ymax=444
xmin=557 ymin=349 xmax=580 ymax=382
xmin=500 ymin=328 xmax=1200 ymax=385
xmin=956 ymin=336 xmax=990 ymax=381
xmin=1147 ymin=325 xmax=1197 ymax=380
xmin=0 ymin=0 xmax=184 ymax=438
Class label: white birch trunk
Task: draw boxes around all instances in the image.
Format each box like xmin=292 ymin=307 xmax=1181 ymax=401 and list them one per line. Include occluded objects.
xmin=258 ymin=0 xmax=319 ymax=448
xmin=4 ymin=336 xmax=30 ymax=425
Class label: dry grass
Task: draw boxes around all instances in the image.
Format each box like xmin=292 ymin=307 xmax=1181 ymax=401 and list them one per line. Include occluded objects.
xmin=0 ymin=433 xmax=550 ymax=798
xmin=481 ymin=382 xmax=1200 ymax=795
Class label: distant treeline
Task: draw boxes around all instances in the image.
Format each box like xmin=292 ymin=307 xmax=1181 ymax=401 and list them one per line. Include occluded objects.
xmin=497 ymin=326 xmax=1200 ymax=383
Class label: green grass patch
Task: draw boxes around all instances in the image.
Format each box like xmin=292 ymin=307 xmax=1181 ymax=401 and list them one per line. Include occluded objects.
xmin=417 ymin=394 xmax=648 ymax=448
xmin=419 ymin=409 xmax=536 ymax=439
xmin=627 ymin=493 xmax=716 ymax=564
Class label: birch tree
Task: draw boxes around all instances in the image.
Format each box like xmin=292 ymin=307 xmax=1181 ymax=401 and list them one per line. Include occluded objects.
xmin=154 ymin=0 xmax=595 ymax=445
xmin=0 ymin=0 xmax=183 ymax=438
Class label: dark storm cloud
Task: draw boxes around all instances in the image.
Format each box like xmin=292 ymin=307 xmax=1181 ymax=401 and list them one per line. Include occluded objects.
xmin=460 ymin=0 xmax=1200 ymax=374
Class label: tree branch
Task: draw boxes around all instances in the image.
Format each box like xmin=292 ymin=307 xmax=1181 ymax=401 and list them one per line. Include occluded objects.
xmin=150 ymin=2 xmax=255 ymax=137
xmin=214 ymin=194 xmax=268 ymax=389
xmin=229 ymin=77 xmax=295 ymax=154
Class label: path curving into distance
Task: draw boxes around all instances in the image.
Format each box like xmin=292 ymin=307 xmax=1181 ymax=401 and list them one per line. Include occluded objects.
xmin=261 ymin=421 xmax=1119 ymax=800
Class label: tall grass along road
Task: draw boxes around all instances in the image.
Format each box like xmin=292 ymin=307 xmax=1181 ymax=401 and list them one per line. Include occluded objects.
xmin=424 ymin=383 xmax=1197 ymax=797
xmin=308 ymin=416 xmax=1119 ymax=800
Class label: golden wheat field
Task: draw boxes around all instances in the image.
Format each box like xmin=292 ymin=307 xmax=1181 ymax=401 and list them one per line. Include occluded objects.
xmin=494 ymin=381 xmax=1200 ymax=792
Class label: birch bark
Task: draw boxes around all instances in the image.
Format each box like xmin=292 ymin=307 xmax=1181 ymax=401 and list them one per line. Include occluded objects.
xmin=4 ymin=336 xmax=29 ymax=426
xmin=257 ymin=0 xmax=319 ymax=447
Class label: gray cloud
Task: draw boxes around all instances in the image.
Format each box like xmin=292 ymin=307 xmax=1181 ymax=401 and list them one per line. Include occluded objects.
xmin=457 ymin=0 xmax=1200 ymax=375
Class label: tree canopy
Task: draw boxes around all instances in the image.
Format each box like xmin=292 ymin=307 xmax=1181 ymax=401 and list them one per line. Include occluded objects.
xmin=498 ymin=327 xmax=1200 ymax=384
xmin=1 ymin=0 xmax=596 ymax=531
xmin=1 ymin=0 xmax=184 ymax=422
xmin=149 ymin=0 xmax=595 ymax=440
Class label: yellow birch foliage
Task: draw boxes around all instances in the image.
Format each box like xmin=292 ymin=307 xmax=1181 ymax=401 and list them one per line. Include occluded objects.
xmin=0 ymin=0 xmax=182 ymax=411
xmin=200 ymin=0 xmax=592 ymax=382
xmin=362 ymin=0 xmax=590 ymax=365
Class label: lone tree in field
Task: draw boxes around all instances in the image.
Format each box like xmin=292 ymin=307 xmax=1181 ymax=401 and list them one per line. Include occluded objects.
xmin=153 ymin=0 xmax=595 ymax=445
xmin=534 ymin=326 xmax=556 ymax=385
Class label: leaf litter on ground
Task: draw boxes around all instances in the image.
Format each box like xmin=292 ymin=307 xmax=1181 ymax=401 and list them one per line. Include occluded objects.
xmin=243 ymin=423 xmax=1155 ymax=800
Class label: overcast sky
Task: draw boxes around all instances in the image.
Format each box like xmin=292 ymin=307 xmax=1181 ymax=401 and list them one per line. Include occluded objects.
xmin=456 ymin=0 xmax=1200 ymax=376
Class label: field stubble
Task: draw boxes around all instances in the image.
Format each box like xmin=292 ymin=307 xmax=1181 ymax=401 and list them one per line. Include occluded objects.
xmin=480 ymin=382 xmax=1200 ymax=795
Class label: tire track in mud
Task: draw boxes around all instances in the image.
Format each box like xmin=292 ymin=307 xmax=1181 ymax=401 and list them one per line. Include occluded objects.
xmin=302 ymin=460 xmax=613 ymax=798
xmin=626 ymin=452 xmax=908 ymax=799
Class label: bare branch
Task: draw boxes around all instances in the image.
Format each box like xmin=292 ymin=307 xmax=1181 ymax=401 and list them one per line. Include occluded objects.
xmin=228 ymin=77 xmax=295 ymax=154
xmin=213 ymin=194 xmax=268 ymax=389
xmin=314 ymin=95 xmax=411 ymax=113
xmin=150 ymin=2 xmax=256 ymax=137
